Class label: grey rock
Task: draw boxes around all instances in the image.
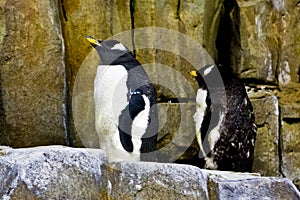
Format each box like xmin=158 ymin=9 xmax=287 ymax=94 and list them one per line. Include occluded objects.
xmin=0 ymin=146 xmax=108 ymax=199
xmin=209 ymin=176 xmax=300 ymax=200
xmin=109 ymin=161 xmax=300 ymax=200
xmin=1 ymin=147 xmax=299 ymax=199
xmin=109 ymin=161 xmax=209 ymax=200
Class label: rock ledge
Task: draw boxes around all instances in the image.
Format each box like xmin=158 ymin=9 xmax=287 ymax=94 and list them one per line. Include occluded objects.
xmin=0 ymin=146 xmax=299 ymax=200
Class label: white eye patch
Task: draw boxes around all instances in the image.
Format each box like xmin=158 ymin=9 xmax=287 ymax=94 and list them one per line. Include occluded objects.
xmin=111 ymin=43 xmax=127 ymax=51
xmin=203 ymin=65 xmax=215 ymax=76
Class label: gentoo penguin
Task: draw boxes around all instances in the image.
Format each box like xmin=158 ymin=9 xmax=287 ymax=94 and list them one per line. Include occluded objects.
xmin=86 ymin=36 xmax=158 ymax=162
xmin=190 ymin=64 xmax=257 ymax=172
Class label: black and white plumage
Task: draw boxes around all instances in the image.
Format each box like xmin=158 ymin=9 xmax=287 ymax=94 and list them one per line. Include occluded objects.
xmin=190 ymin=64 xmax=257 ymax=172
xmin=86 ymin=36 xmax=158 ymax=162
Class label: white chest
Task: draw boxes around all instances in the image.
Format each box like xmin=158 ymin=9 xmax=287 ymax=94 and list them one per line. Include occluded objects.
xmin=94 ymin=65 xmax=147 ymax=162
xmin=94 ymin=65 xmax=128 ymax=117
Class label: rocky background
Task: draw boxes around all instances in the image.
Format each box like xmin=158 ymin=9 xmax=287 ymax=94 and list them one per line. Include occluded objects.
xmin=0 ymin=0 xmax=300 ymax=195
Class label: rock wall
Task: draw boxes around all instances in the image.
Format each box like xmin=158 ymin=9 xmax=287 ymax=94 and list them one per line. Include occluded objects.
xmin=0 ymin=0 xmax=66 ymax=146
xmin=0 ymin=0 xmax=300 ymax=192
xmin=1 ymin=146 xmax=299 ymax=199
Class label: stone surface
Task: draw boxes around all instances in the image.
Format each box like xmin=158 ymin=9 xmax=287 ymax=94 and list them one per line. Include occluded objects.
xmin=248 ymin=89 xmax=281 ymax=176
xmin=72 ymin=50 xmax=99 ymax=148
xmin=280 ymin=103 xmax=300 ymax=190
xmin=132 ymin=0 xmax=220 ymax=99
xmin=1 ymin=146 xmax=300 ymax=199
xmin=0 ymin=0 xmax=66 ymax=147
xmin=60 ymin=0 xmax=131 ymax=88
xmin=209 ymin=175 xmax=300 ymax=200
xmin=109 ymin=162 xmax=209 ymax=200
xmin=277 ymin=0 xmax=300 ymax=86
xmin=0 ymin=146 xmax=108 ymax=200
xmin=156 ymin=103 xmax=198 ymax=162
xmin=109 ymin=161 xmax=300 ymax=200
xmin=236 ymin=0 xmax=300 ymax=85
xmin=59 ymin=0 xmax=132 ymax=146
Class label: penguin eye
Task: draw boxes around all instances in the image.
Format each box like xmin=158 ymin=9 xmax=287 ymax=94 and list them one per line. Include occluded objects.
xmin=111 ymin=43 xmax=127 ymax=51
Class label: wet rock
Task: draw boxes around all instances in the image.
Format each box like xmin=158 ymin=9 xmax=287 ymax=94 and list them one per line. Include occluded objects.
xmin=0 ymin=0 xmax=66 ymax=147
xmin=0 ymin=146 xmax=108 ymax=199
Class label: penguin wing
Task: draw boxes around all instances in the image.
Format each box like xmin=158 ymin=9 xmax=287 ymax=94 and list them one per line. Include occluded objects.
xmin=118 ymin=104 xmax=134 ymax=152
xmin=118 ymin=92 xmax=147 ymax=153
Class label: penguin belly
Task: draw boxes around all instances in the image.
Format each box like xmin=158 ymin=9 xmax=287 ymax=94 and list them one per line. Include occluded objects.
xmin=94 ymin=65 xmax=141 ymax=162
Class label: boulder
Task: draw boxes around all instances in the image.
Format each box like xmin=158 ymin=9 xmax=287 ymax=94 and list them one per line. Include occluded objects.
xmin=0 ymin=0 xmax=66 ymax=147
xmin=1 ymin=146 xmax=299 ymax=199
xmin=59 ymin=0 xmax=132 ymax=146
xmin=60 ymin=0 xmax=132 ymax=88
xmin=0 ymin=146 xmax=108 ymax=199
xmin=280 ymin=103 xmax=300 ymax=189
xmin=248 ymin=88 xmax=281 ymax=176
xmin=156 ymin=103 xmax=198 ymax=162
xmin=236 ymin=0 xmax=300 ymax=85
xmin=132 ymin=0 xmax=221 ymax=99
xmin=109 ymin=161 xmax=300 ymax=200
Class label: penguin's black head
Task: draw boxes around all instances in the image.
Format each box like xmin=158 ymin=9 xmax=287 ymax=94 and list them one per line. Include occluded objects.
xmin=190 ymin=64 xmax=217 ymax=89
xmin=190 ymin=64 xmax=232 ymax=89
xmin=86 ymin=36 xmax=133 ymax=64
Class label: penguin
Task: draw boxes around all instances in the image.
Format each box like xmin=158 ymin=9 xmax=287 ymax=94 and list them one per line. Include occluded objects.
xmin=190 ymin=64 xmax=257 ymax=172
xmin=86 ymin=36 xmax=158 ymax=162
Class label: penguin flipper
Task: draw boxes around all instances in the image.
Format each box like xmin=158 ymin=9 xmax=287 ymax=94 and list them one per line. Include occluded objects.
xmin=118 ymin=92 xmax=146 ymax=153
xmin=118 ymin=105 xmax=134 ymax=152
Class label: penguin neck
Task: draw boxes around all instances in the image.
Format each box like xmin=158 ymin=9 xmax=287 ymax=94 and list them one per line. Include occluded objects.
xmin=99 ymin=52 xmax=137 ymax=67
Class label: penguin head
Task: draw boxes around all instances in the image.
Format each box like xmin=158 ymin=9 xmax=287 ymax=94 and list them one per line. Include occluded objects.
xmin=190 ymin=64 xmax=217 ymax=89
xmin=86 ymin=36 xmax=132 ymax=64
xmin=190 ymin=64 xmax=233 ymax=89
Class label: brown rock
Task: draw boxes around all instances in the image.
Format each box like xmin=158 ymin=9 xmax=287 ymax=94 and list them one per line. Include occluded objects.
xmin=277 ymin=0 xmax=300 ymax=86
xmin=60 ymin=0 xmax=131 ymax=88
xmin=156 ymin=103 xmax=198 ymax=162
xmin=60 ymin=0 xmax=132 ymax=146
xmin=249 ymin=91 xmax=281 ymax=176
xmin=280 ymin=104 xmax=300 ymax=189
xmin=132 ymin=0 xmax=220 ymax=99
xmin=236 ymin=0 xmax=300 ymax=85
xmin=236 ymin=0 xmax=280 ymax=82
xmin=0 ymin=0 xmax=65 ymax=147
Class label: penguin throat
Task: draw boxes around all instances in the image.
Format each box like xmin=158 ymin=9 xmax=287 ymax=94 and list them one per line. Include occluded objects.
xmin=100 ymin=52 xmax=133 ymax=65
